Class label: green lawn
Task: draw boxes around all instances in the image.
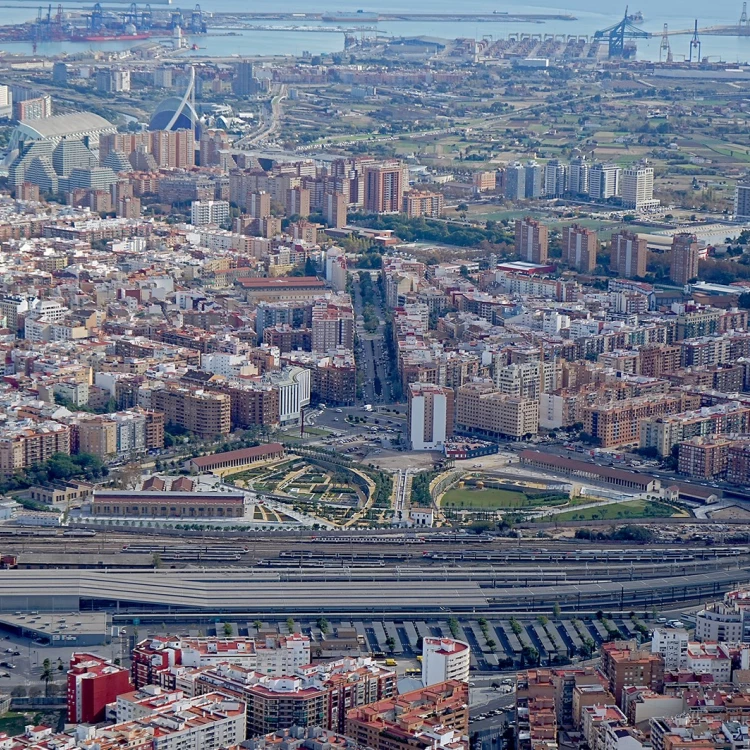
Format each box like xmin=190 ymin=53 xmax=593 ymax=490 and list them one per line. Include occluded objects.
xmin=441 ymin=487 xmax=568 ymax=509
xmin=552 ymin=499 xmax=676 ymax=522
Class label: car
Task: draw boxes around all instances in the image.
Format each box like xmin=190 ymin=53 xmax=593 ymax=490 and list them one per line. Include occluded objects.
xmin=3 ymin=649 xmax=11 ymax=654
xmin=0 ymin=672 xmax=9 ymax=678
xmin=120 ymin=629 xmax=127 ymax=635
xmin=11 ymin=652 xmax=19 ymax=656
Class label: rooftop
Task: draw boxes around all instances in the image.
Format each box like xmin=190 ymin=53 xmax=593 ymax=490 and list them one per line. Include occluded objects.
xmin=17 ymin=112 xmax=115 ymax=141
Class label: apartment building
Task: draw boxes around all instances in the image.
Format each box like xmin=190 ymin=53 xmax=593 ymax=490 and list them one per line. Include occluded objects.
xmin=589 ymin=163 xmax=620 ymax=201
xmin=207 ymin=381 xmax=280 ymax=430
xmin=110 ymin=693 xmax=245 ymax=750
xmin=150 ymin=128 xmax=195 ymax=169
xmin=324 ymin=191 xmax=348 ymax=227
xmin=600 ymin=642 xmax=664 ymax=707
xmin=640 ymin=403 xmax=750 ymax=457
xmin=408 ymin=383 xmax=454 ymax=451
xmin=208 ymin=670 xmax=328 ymax=736
xmin=728 ymin=442 xmax=750 ymax=486
xmin=678 ymin=436 xmax=732 ymax=479
xmin=151 ymin=386 xmax=231 ymax=439
xmin=494 ymin=361 xmax=557 ymax=401
xmin=562 ymin=224 xmax=598 ymax=272
xmin=639 ymin=344 xmax=682 ymax=378
xmin=67 ymin=653 xmax=133 ymax=723
xmin=192 ymin=656 xmax=395 ymax=736
xmin=0 ymin=421 xmax=71 ymax=473
xmin=364 ymin=162 xmax=404 ymax=213
xmin=583 ymin=393 xmax=688 ymax=448
xmin=190 ymin=199 xmax=230 ymax=227
xmin=650 ymin=628 xmax=689 ymax=672
xmin=132 ymin=634 xmax=311 ymax=688
xmin=346 ymin=681 xmax=469 ymax=750
xmin=515 ymin=217 xmax=549 ymax=264
xmin=670 ymin=233 xmax=700 ymax=286
xmin=422 ymin=638 xmax=470 ymax=687
xmin=516 ymin=669 xmax=557 ymax=750
xmin=311 ymin=298 xmax=354 ymax=352
xmin=403 ymin=190 xmax=444 ymax=218
xmin=610 ymin=231 xmax=648 ymax=279
xmin=675 ymin=306 xmax=722 ymax=341
xmin=455 ymin=382 xmax=539 ymax=440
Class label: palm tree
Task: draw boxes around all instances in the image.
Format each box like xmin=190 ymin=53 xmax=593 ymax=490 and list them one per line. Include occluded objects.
xmin=40 ymin=658 xmax=53 ymax=698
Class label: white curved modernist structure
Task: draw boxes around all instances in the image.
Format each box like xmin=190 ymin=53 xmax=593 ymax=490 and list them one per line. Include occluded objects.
xmin=149 ymin=65 xmax=200 ymax=137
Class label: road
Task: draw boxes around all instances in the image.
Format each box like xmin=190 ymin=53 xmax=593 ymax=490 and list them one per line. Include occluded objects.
xmin=352 ymin=271 xmax=394 ymax=407
xmin=236 ymin=84 xmax=287 ymax=147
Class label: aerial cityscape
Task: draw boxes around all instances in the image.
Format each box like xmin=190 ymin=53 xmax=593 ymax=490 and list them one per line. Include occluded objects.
xmin=3 ymin=0 xmax=750 ymax=749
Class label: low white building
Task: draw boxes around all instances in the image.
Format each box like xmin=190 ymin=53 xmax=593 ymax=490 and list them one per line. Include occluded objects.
xmin=410 ymin=508 xmax=434 ymax=527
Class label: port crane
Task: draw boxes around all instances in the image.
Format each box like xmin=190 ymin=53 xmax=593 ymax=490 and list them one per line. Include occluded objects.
xmin=593 ymin=6 xmax=649 ymax=58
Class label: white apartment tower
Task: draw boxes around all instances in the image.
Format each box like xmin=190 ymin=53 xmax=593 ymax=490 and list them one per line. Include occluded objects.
xmin=588 ymin=163 xmax=620 ymax=201
xmin=621 ymin=166 xmax=659 ymax=211
xmin=190 ymin=200 xmax=230 ymax=227
xmin=408 ymin=383 xmax=453 ymax=451
xmin=422 ymin=637 xmax=471 ymax=687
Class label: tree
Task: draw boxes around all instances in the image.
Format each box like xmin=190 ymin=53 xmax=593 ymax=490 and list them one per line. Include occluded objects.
xmin=385 ymin=635 xmax=396 ymax=653
xmin=316 ymin=617 xmax=329 ymax=634
xmin=287 ymin=617 xmax=295 ymax=634
xmin=448 ymin=617 xmax=460 ymax=639
xmin=486 ymin=638 xmax=497 ymax=652
xmin=253 ymin=620 xmax=263 ymax=632
xmin=304 ymin=257 xmax=317 ymax=276
xmin=553 ymin=602 xmax=562 ymax=618
xmin=40 ymin=658 xmax=54 ymax=697
xmin=521 ymin=645 xmax=539 ymax=667
xmin=223 ymin=622 xmax=233 ymax=637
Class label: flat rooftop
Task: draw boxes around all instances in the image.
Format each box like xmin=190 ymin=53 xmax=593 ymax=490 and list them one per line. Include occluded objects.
xmin=0 ymin=570 xmax=489 ymax=613
xmin=0 ymin=611 xmax=108 ymax=643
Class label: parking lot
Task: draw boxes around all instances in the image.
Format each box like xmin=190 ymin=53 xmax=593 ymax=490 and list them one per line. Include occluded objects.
xmin=0 ymin=629 xmax=128 ymax=694
xmin=117 ymin=612 xmax=654 ymax=673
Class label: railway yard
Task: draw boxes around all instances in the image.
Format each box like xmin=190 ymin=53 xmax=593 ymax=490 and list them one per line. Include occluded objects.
xmin=0 ymin=528 xmax=747 ymax=629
